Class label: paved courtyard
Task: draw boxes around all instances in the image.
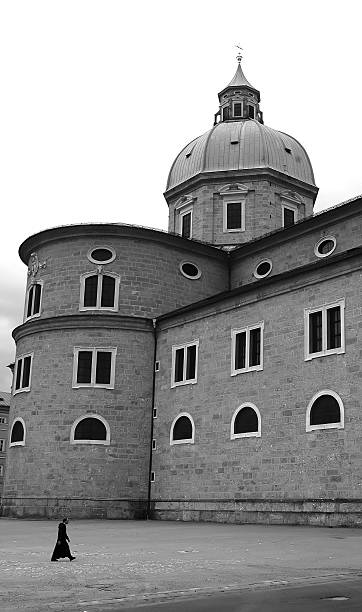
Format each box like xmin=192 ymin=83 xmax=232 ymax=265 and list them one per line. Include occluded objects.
xmin=1 ymin=518 xmax=362 ymax=611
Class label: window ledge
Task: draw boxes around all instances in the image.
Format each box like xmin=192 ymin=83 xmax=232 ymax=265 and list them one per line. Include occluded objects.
xmin=305 ymin=348 xmax=345 ymax=361
xmin=171 ymin=379 xmax=197 ymax=388
xmin=231 ymin=365 xmax=263 ymax=376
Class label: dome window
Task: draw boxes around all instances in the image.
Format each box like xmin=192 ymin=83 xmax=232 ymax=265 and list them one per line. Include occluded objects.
xmin=285 ymin=147 xmax=292 ymax=154
xmin=71 ymin=414 xmax=110 ymax=445
xmin=180 ymin=262 xmax=201 ymax=279
xmin=170 ymin=413 xmax=195 ymax=445
xmin=88 ymin=247 xmax=116 ymax=265
xmin=233 ymin=102 xmax=242 ymax=117
xmin=222 ymin=106 xmax=230 ymax=121
xmin=314 ymin=236 xmax=336 ymax=258
xmin=254 ymin=259 xmax=272 ymax=279
xmin=10 ymin=418 xmax=26 ymax=447
xmin=306 ymin=390 xmax=344 ymax=432
xmin=231 ymin=403 xmax=261 ymax=439
xmin=248 ymin=105 xmax=255 ymax=119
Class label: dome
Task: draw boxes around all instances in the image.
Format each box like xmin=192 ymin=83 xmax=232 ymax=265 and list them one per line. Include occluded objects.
xmin=166 ymin=119 xmax=316 ymax=191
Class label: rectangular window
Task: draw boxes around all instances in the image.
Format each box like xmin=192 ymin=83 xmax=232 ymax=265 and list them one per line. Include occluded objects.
xmin=231 ymin=323 xmax=264 ymax=375
xmin=0 ymin=417 xmax=6 ymax=424
xmin=0 ymin=465 xmax=4 ymax=476
xmin=248 ymin=105 xmax=255 ymax=118
xmin=171 ymin=340 xmax=199 ymax=387
xmin=26 ymin=283 xmax=42 ymax=319
xmin=305 ymin=300 xmax=345 ymax=360
xmin=14 ymin=354 xmax=33 ymax=394
xmin=81 ymin=273 xmax=119 ymax=311
xmin=73 ymin=347 xmax=117 ymax=388
xmin=181 ymin=210 xmax=192 ymax=239
xmin=0 ymin=440 xmax=5 ymax=452
xmin=224 ymin=200 xmax=245 ymax=232
xmin=282 ymin=204 xmax=297 ymax=228
xmin=233 ymin=102 xmax=242 ymax=117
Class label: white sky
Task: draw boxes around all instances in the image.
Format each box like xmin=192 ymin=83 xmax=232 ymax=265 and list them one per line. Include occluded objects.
xmin=1 ymin=0 xmax=362 ymax=391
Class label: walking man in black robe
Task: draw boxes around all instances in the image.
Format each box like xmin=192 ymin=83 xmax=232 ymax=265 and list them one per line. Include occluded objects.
xmin=51 ymin=517 xmax=76 ymax=561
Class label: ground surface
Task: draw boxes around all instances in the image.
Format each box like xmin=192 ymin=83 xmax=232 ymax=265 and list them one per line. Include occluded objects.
xmin=1 ymin=519 xmax=362 ymax=611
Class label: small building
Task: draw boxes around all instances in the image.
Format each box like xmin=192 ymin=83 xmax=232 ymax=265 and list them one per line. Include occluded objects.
xmin=0 ymin=392 xmax=10 ymax=497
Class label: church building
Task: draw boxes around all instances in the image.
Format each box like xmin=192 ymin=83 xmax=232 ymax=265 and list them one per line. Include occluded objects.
xmin=2 ymin=57 xmax=362 ymax=526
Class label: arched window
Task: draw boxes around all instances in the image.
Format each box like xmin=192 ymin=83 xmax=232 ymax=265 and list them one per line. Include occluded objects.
xmin=25 ymin=282 xmax=43 ymax=320
xmin=70 ymin=414 xmax=110 ymax=445
xmin=10 ymin=417 xmax=26 ymax=447
xmin=80 ymin=272 xmax=120 ymax=311
xmin=231 ymin=403 xmax=261 ymax=439
xmin=170 ymin=413 xmax=195 ymax=445
xmin=306 ymin=390 xmax=344 ymax=432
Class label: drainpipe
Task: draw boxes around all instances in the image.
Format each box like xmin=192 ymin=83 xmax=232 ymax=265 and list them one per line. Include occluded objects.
xmin=146 ymin=318 xmax=158 ymax=519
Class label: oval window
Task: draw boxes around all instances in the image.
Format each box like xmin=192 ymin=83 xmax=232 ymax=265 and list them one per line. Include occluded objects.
xmin=254 ymin=259 xmax=272 ymax=279
xmin=314 ymin=236 xmax=336 ymax=258
xmin=180 ymin=262 xmax=201 ymax=279
xmin=88 ymin=247 xmax=116 ymax=264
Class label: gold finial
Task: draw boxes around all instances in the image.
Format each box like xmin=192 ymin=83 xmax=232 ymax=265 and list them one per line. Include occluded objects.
xmin=236 ymin=44 xmax=243 ymax=64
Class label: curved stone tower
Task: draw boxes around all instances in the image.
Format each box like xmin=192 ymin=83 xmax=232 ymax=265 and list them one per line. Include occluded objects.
xmin=2 ymin=225 xmax=228 ymax=518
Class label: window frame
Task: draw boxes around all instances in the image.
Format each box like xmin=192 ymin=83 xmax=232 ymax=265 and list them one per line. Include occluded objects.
xmin=314 ymin=235 xmax=337 ymax=259
xmin=72 ymin=347 xmax=117 ymax=389
xmin=230 ymin=402 xmax=261 ymax=439
xmin=179 ymin=261 xmax=202 ymax=280
xmin=79 ymin=271 xmax=120 ymax=312
xmin=223 ymin=199 xmax=246 ymax=233
xmin=13 ymin=353 xmax=33 ymax=395
xmin=0 ymin=439 xmax=5 ymax=452
xmin=24 ymin=281 xmax=43 ymax=321
xmin=253 ymin=259 xmax=273 ymax=279
xmin=87 ymin=246 xmax=116 ymax=265
xmin=171 ymin=340 xmax=199 ymax=388
xmin=70 ymin=413 xmax=111 ymax=445
xmin=304 ymin=299 xmax=345 ymax=361
xmin=9 ymin=417 xmax=26 ymax=447
xmin=233 ymin=101 xmax=243 ymax=117
xmin=306 ymin=389 xmax=344 ymax=432
xmin=170 ymin=412 xmax=195 ymax=445
xmin=0 ymin=465 xmax=3 ymax=476
xmin=231 ymin=322 xmax=264 ymax=376
xmin=282 ymin=202 xmax=298 ymax=228
xmin=178 ymin=205 xmax=193 ymax=239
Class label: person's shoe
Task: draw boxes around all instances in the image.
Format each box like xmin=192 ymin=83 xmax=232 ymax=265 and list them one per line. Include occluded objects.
xmin=70 ymin=556 xmax=76 ymax=561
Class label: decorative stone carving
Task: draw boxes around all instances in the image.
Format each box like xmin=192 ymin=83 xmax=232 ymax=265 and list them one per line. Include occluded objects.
xmin=27 ymin=252 xmax=47 ymax=278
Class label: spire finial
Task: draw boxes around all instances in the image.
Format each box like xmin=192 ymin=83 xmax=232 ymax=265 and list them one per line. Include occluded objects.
xmin=235 ymin=44 xmax=243 ymax=64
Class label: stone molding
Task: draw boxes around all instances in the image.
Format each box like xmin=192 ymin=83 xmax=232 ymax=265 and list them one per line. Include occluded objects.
xmin=12 ymin=314 xmax=154 ymax=342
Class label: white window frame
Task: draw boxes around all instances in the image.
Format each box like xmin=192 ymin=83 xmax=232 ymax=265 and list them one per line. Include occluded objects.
xmin=0 ymin=439 xmax=5 ymax=452
xmin=282 ymin=202 xmax=298 ymax=227
xmin=170 ymin=412 xmax=195 ymax=445
xmin=72 ymin=347 xmax=117 ymax=389
xmin=9 ymin=417 xmax=26 ymax=447
xmin=13 ymin=353 xmax=33 ymax=395
xmin=233 ymin=100 xmax=243 ymax=117
xmin=171 ymin=340 xmax=199 ymax=388
xmin=314 ymin=235 xmax=337 ymax=259
xmin=79 ymin=272 xmax=120 ymax=312
xmin=231 ymin=322 xmax=264 ymax=376
xmin=304 ymin=299 xmax=345 ymax=361
xmin=178 ymin=206 xmax=193 ymax=239
xmin=223 ymin=198 xmax=246 ymax=233
xmin=230 ymin=403 xmax=261 ymax=439
xmin=306 ymin=389 xmax=344 ymax=432
xmin=70 ymin=413 xmax=110 ymax=445
xmin=253 ymin=259 xmax=273 ymax=279
xmin=0 ymin=465 xmax=4 ymax=476
xmin=0 ymin=417 xmax=7 ymax=424
xmin=87 ymin=246 xmax=116 ymax=265
xmin=24 ymin=281 xmax=43 ymax=321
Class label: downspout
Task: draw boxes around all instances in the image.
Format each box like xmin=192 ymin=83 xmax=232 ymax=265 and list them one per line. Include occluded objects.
xmin=146 ymin=317 xmax=158 ymax=519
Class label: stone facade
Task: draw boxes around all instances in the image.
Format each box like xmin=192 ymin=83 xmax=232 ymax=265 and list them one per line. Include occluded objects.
xmin=3 ymin=61 xmax=362 ymax=525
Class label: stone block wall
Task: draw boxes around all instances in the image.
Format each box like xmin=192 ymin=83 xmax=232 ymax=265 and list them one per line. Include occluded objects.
xmin=150 ymin=256 xmax=362 ymax=525
xmin=2 ymin=323 xmax=154 ymax=518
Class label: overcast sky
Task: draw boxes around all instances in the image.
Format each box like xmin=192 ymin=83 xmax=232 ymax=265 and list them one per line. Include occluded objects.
xmin=1 ymin=0 xmax=362 ymax=391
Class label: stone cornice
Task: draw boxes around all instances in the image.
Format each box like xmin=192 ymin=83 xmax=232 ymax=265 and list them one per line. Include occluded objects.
xmin=230 ymin=194 xmax=362 ymax=261
xmin=12 ymin=314 xmax=154 ymax=342
xmin=157 ymin=246 xmax=362 ymax=325
xmin=164 ymin=167 xmax=319 ymax=201
xmin=19 ymin=223 xmax=227 ymax=265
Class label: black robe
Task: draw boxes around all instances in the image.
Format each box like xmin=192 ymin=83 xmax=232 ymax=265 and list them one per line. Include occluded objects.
xmin=51 ymin=522 xmax=72 ymax=560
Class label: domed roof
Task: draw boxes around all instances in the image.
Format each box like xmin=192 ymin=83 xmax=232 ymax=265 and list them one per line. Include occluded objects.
xmin=166 ymin=119 xmax=316 ymax=191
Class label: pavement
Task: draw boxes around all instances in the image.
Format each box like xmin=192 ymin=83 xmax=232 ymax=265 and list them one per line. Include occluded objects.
xmin=1 ymin=518 xmax=362 ymax=611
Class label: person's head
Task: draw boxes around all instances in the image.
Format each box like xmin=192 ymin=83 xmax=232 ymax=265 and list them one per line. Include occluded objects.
xmin=62 ymin=517 xmax=69 ymax=524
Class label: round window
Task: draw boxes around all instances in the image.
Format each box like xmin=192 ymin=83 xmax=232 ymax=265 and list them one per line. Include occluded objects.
xmin=180 ymin=262 xmax=201 ymax=279
xmin=254 ymin=259 xmax=272 ymax=279
xmin=88 ymin=247 xmax=116 ymax=264
xmin=314 ymin=236 xmax=336 ymax=258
